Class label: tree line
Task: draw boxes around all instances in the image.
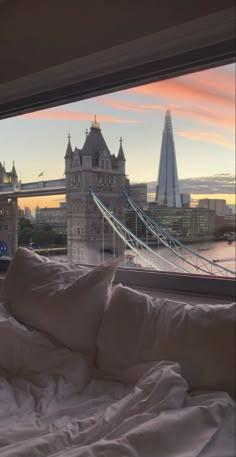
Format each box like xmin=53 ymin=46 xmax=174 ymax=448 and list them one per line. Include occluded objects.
xmin=18 ymin=218 xmax=66 ymax=247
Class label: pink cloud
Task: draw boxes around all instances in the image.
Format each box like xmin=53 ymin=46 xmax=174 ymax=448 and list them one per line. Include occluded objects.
xmin=21 ymin=110 xmax=143 ymax=124
xmin=98 ymin=67 xmax=235 ymax=131
xmin=129 ymin=73 xmax=234 ymax=110
xmin=99 ymin=96 xmax=234 ymax=131
xmin=127 ymin=68 xmax=235 ymax=110
xmin=140 ymin=103 xmax=235 ymax=131
xmin=186 ymin=67 xmax=235 ymax=97
xmin=21 ymin=67 xmax=235 ymax=134
xmin=177 ymin=130 xmax=235 ymax=150
xmin=99 ymin=97 xmax=145 ymax=112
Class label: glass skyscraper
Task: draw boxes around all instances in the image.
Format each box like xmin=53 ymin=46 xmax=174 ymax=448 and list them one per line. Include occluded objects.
xmin=155 ymin=110 xmax=182 ymax=208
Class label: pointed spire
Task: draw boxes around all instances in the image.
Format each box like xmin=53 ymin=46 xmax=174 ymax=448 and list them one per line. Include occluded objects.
xmin=65 ymin=133 xmax=73 ymax=158
xmin=118 ymin=136 xmax=125 ymax=161
xmin=91 ymin=114 xmax=100 ymax=129
xmin=11 ymin=160 xmax=17 ymax=178
xmin=165 ymin=109 xmax=173 ymax=131
xmin=155 ymin=110 xmax=181 ymax=208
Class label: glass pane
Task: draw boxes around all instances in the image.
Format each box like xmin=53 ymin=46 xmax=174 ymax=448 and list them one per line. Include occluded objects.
xmin=0 ymin=64 xmax=235 ymax=277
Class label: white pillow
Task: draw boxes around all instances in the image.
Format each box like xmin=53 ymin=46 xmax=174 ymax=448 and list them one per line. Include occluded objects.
xmin=96 ymin=284 xmax=236 ymax=397
xmin=2 ymin=248 xmax=117 ymax=359
xmin=0 ymin=304 xmax=90 ymax=391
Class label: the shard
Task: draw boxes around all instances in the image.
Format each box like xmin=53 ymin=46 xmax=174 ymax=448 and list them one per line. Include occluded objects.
xmin=155 ymin=110 xmax=182 ymax=208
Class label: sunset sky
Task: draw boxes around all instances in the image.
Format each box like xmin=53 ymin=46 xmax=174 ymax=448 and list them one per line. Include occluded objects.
xmin=0 ymin=63 xmax=235 ymax=212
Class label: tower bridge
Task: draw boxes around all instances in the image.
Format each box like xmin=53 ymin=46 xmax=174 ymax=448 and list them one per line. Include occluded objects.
xmin=0 ymin=114 xmax=235 ymax=276
xmin=0 ymin=178 xmax=66 ymax=198
xmin=0 ymin=117 xmax=126 ymax=261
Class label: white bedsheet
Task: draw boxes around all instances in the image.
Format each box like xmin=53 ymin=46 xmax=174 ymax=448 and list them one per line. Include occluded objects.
xmin=0 ymin=305 xmax=235 ymax=457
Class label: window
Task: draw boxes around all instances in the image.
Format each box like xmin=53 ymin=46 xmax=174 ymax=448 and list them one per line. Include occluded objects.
xmin=0 ymin=63 xmax=235 ymax=283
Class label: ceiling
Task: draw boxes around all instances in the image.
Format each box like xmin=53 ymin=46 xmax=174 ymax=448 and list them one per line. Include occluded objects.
xmin=0 ymin=0 xmax=235 ymax=118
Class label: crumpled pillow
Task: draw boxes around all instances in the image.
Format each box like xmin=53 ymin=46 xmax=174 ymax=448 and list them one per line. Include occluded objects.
xmin=3 ymin=248 xmax=118 ymax=360
xmin=0 ymin=303 xmax=91 ymax=390
xmin=96 ymin=284 xmax=236 ymax=397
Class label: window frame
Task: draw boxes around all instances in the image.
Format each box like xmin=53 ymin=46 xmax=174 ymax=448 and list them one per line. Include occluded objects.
xmin=0 ymin=7 xmax=235 ymax=300
xmin=0 ymin=261 xmax=234 ymax=301
xmin=0 ymin=7 xmax=235 ymax=119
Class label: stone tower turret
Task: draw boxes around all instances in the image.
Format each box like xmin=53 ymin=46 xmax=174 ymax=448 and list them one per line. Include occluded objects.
xmin=65 ymin=117 xmax=126 ymax=264
xmin=65 ymin=134 xmax=73 ymax=172
xmin=11 ymin=161 xmax=18 ymax=188
xmin=117 ymin=137 xmax=126 ymax=174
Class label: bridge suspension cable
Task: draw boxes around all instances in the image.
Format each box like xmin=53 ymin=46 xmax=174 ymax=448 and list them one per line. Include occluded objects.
xmin=124 ymin=192 xmax=235 ymax=277
xmin=90 ymin=190 xmax=189 ymax=273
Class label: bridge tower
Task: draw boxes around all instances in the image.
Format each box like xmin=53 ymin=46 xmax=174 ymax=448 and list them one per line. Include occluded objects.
xmin=65 ymin=118 xmax=126 ymax=264
xmin=0 ymin=198 xmax=18 ymax=257
xmin=0 ymin=162 xmax=19 ymax=257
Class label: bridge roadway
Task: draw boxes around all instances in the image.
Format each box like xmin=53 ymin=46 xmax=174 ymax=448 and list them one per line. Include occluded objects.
xmin=0 ymin=179 xmax=66 ymax=198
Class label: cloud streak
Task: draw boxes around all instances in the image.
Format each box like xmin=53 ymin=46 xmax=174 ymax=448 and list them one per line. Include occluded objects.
xmin=99 ymin=97 xmax=145 ymax=112
xmin=100 ymin=95 xmax=234 ymax=132
xmin=129 ymin=67 xmax=235 ymax=110
xmin=177 ymin=130 xmax=235 ymax=151
xmin=185 ymin=67 xmax=235 ymax=98
xmin=21 ymin=67 xmax=235 ymax=134
xmin=141 ymin=103 xmax=234 ymax=131
xmin=179 ymin=174 xmax=236 ymax=195
xmin=146 ymin=174 xmax=236 ymax=195
xmin=107 ymin=66 xmax=235 ymax=132
xmin=22 ymin=110 xmax=143 ymax=124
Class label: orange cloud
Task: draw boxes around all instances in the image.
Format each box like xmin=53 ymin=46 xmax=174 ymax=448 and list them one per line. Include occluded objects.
xmin=99 ymin=96 xmax=234 ymax=131
xmin=22 ymin=110 xmax=143 ymax=124
xmin=177 ymin=130 xmax=235 ymax=150
xmin=141 ymin=103 xmax=235 ymax=131
xmin=186 ymin=67 xmax=235 ymax=97
xmin=99 ymin=97 xmax=145 ymax=112
xmin=129 ymin=71 xmax=235 ymax=110
xmin=98 ymin=68 xmax=235 ymax=131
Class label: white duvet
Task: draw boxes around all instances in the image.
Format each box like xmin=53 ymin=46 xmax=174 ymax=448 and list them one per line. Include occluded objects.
xmin=0 ymin=304 xmax=235 ymax=457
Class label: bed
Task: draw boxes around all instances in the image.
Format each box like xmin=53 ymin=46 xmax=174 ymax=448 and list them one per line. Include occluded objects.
xmin=0 ymin=248 xmax=235 ymax=457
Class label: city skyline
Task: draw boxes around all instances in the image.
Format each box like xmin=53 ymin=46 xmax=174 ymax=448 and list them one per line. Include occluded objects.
xmin=0 ymin=63 xmax=235 ymax=211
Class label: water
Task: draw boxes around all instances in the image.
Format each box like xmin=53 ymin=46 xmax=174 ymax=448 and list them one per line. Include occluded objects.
xmin=132 ymin=240 xmax=236 ymax=275
xmin=50 ymin=240 xmax=235 ymax=276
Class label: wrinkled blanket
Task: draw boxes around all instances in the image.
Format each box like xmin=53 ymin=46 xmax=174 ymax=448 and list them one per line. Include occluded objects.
xmin=0 ymin=304 xmax=235 ymax=457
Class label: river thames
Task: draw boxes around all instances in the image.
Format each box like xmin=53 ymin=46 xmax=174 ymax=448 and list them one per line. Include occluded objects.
xmin=131 ymin=240 xmax=235 ymax=274
xmin=50 ymin=240 xmax=235 ymax=276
